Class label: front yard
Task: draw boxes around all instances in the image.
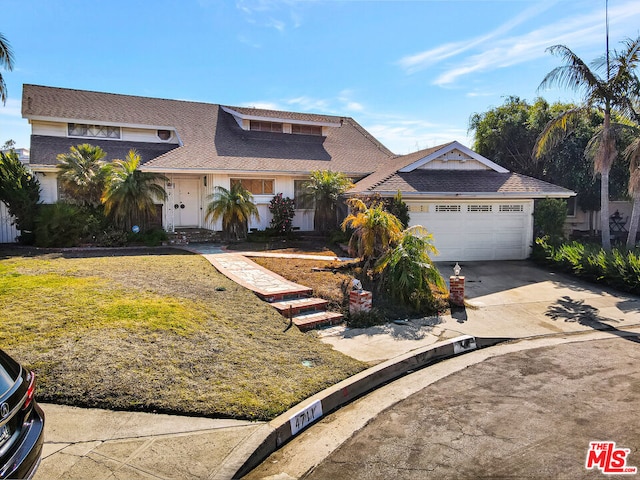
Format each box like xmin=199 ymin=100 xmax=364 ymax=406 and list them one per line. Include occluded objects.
xmin=0 ymin=246 xmax=366 ymax=421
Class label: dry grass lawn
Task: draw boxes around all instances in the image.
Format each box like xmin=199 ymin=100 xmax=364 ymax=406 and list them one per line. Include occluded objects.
xmin=0 ymin=246 xmax=366 ymax=420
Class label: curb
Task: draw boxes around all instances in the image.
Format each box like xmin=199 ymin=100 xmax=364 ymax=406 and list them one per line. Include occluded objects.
xmin=217 ymin=335 xmax=511 ymax=479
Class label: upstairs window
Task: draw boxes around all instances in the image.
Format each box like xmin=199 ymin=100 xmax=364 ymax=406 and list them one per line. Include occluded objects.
xmin=250 ymin=121 xmax=283 ymax=133
xmin=292 ymin=124 xmax=322 ymax=136
xmin=231 ymin=178 xmax=274 ymax=195
xmin=68 ymin=123 xmax=120 ymax=139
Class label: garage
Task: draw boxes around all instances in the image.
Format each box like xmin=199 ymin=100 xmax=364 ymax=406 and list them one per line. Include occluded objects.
xmin=350 ymin=141 xmax=573 ymax=262
xmin=407 ymin=200 xmax=533 ymax=261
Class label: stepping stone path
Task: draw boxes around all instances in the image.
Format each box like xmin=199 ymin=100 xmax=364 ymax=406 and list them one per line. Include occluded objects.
xmin=194 ymin=250 xmax=343 ymax=331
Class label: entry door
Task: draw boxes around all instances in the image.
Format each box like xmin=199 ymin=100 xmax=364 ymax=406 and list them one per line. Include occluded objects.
xmin=174 ymin=179 xmax=200 ymax=227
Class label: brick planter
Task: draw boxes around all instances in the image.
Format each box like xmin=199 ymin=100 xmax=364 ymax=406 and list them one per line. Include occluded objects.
xmin=449 ymin=276 xmax=465 ymax=306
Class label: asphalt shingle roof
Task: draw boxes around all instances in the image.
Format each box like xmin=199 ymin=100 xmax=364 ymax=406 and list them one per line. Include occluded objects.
xmin=22 ymin=84 xmax=394 ymax=175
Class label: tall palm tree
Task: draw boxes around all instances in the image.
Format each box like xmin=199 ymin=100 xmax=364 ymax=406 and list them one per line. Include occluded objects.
xmin=305 ymin=170 xmax=353 ymax=233
xmin=205 ymin=182 xmax=259 ymax=240
xmin=341 ymin=197 xmax=403 ymax=267
xmin=101 ymin=150 xmax=168 ymax=231
xmin=534 ymin=36 xmax=640 ymax=251
xmin=624 ymin=136 xmax=640 ymax=248
xmin=56 ymin=144 xmax=107 ymax=207
xmin=0 ymin=32 xmax=15 ymax=105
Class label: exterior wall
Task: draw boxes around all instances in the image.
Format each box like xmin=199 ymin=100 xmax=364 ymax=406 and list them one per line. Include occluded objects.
xmin=35 ymin=173 xmax=58 ymax=204
xmin=31 ymin=120 xmax=177 ymax=144
xmin=564 ymin=200 xmax=634 ymax=236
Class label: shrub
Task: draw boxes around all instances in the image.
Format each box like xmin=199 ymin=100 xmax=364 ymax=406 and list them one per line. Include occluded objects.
xmin=268 ymin=193 xmax=296 ymax=234
xmin=34 ymin=203 xmax=87 ymax=247
xmin=534 ymin=198 xmax=567 ymax=242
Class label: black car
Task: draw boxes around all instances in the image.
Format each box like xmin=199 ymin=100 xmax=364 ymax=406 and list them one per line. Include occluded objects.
xmin=0 ymin=350 xmax=44 ymax=479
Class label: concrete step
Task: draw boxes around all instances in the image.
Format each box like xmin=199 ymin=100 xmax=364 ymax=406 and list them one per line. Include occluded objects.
xmin=292 ymin=311 xmax=344 ymax=331
xmin=271 ymin=297 xmax=329 ymax=317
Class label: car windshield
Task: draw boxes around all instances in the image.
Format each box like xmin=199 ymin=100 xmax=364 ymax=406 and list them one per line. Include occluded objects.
xmin=0 ymin=351 xmax=20 ymax=397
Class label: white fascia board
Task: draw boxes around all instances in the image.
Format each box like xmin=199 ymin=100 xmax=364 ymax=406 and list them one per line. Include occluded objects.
xmin=221 ymin=106 xmax=342 ymax=128
xmin=139 ymin=166 xmax=370 ymax=176
xmin=366 ymin=190 xmax=575 ymax=199
xmin=28 ymin=165 xmax=59 ymax=173
xmin=398 ymin=141 xmax=509 ymax=174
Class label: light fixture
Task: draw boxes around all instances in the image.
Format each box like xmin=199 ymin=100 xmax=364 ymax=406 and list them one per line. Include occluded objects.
xmin=453 ymin=262 xmax=461 ymax=278
xmin=203 ymin=176 xmax=207 ymax=187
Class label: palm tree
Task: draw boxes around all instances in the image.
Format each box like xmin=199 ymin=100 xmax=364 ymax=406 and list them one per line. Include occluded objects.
xmin=205 ymin=182 xmax=259 ymax=240
xmin=305 ymin=170 xmax=353 ymax=233
xmin=101 ymin=150 xmax=168 ymax=231
xmin=624 ymin=136 xmax=640 ymax=248
xmin=375 ymin=225 xmax=445 ymax=312
xmin=56 ymin=144 xmax=108 ymax=207
xmin=0 ymin=32 xmax=15 ymax=105
xmin=534 ymin=36 xmax=640 ymax=251
xmin=341 ymin=198 xmax=403 ymax=267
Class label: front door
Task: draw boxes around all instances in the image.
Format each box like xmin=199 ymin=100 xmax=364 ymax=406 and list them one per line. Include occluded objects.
xmin=174 ymin=179 xmax=200 ymax=227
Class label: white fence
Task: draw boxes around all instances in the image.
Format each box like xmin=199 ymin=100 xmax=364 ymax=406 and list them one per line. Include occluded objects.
xmin=0 ymin=202 xmax=19 ymax=243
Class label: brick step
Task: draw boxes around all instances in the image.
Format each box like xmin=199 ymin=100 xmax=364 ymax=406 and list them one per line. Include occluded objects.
xmin=258 ymin=288 xmax=313 ymax=303
xmin=271 ymin=297 xmax=329 ymax=317
xmin=292 ymin=311 xmax=344 ymax=331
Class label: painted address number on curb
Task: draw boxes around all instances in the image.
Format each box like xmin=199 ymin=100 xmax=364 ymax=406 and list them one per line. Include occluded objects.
xmin=290 ymin=399 xmax=323 ymax=436
xmin=453 ymin=336 xmax=477 ymax=354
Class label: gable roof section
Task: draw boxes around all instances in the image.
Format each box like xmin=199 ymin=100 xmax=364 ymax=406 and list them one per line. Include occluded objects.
xmin=350 ymin=141 xmax=574 ymax=198
xmin=22 ymin=84 xmax=394 ymax=175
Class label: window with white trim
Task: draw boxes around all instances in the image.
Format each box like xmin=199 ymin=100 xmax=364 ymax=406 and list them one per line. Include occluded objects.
xmin=499 ymin=204 xmax=524 ymax=212
xmin=230 ymin=178 xmax=274 ymax=195
xmin=468 ymin=205 xmax=492 ymax=212
xmin=294 ymin=180 xmax=314 ymax=209
xmin=435 ymin=205 xmax=461 ymax=212
xmin=68 ymin=123 xmax=120 ymax=139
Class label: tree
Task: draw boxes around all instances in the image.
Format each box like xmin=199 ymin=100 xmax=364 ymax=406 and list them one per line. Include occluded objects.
xmin=57 ymin=144 xmax=108 ymax=207
xmin=0 ymin=151 xmax=40 ymax=244
xmin=2 ymin=139 xmax=15 ymax=150
xmin=341 ymin=198 xmax=403 ymax=267
xmin=375 ymin=225 xmax=445 ymax=312
xmin=535 ymin=36 xmax=640 ymax=251
xmin=305 ymin=170 xmax=353 ymax=233
xmin=624 ymin=135 xmax=640 ymax=248
xmin=101 ymin=150 xmax=168 ymax=231
xmin=0 ymin=32 xmax=15 ymax=105
xmin=205 ymin=182 xmax=259 ymax=240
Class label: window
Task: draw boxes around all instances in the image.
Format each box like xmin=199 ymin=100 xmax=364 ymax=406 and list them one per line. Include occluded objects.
xmin=468 ymin=205 xmax=492 ymax=212
xmin=294 ymin=179 xmax=314 ymax=209
xmin=68 ymin=123 xmax=120 ymax=139
xmin=435 ymin=205 xmax=461 ymax=212
xmin=292 ymin=124 xmax=323 ymax=136
xmin=157 ymin=129 xmax=172 ymax=141
xmin=250 ymin=121 xmax=283 ymax=133
xmin=409 ymin=204 xmax=429 ymax=213
xmin=566 ymin=197 xmax=577 ymax=217
xmin=231 ymin=178 xmax=274 ymax=195
xmin=499 ymin=204 xmax=524 ymax=212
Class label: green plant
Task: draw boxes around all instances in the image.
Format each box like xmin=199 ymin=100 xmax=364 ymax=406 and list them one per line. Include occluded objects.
xmin=0 ymin=151 xmax=41 ymax=244
xmin=534 ymin=198 xmax=568 ymax=241
xmin=375 ymin=225 xmax=446 ymax=313
xmin=56 ymin=144 xmax=108 ymax=207
xmin=341 ymin=198 xmax=403 ymax=267
xmin=34 ymin=203 xmax=86 ymax=247
xmin=205 ymin=183 xmax=260 ymax=240
xmin=305 ymin=170 xmax=353 ymax=233
xmin=388 ymin=191 xmax=410 ymax=229
xmin=102 ymin=150 xmax=168 ymax=231
xmin=268 ymin=193 xmax=295 ymax=234
xmin=346 ymin=309 xmax=385 ymax=328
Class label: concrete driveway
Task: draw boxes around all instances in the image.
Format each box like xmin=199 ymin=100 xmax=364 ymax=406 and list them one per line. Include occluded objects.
xmin=318 ymin=260 xmax=640 ymax=363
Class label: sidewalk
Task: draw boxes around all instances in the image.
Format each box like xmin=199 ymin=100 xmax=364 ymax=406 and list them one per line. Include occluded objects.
xmin=33 ymin=253 xmax=640 ymax=480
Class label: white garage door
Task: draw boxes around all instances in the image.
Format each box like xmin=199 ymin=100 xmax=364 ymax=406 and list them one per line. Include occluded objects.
xmin=407 ymin=201 xmax=533 ymax=261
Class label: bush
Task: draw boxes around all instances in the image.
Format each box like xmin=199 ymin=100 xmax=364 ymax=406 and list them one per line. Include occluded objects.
xmin=534 ymin=237 xmax=640 ymax=294
xmin=34 ymin=203 xmax=87 ymax=247
xmin=534 ymin=198 xmax=567 ymax=241
xmin=268 ymin=193 xmax=296 ymax=234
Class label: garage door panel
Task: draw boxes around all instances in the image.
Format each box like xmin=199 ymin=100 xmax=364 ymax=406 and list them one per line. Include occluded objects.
xmin=408 ymin=202 xmax=532 ymax=261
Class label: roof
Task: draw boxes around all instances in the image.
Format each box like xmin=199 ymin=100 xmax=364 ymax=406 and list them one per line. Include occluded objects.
xmin=22 ymin=84 xmax=394 ymax=175
xmin=350 ymin=141 xmax=574 ymax=198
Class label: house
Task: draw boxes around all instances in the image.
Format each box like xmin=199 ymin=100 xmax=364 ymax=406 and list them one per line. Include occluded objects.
xmin=13 ymin=84 xmax=574 ymax=261
xmin=349 ymin=141 xmax=574 ymax=261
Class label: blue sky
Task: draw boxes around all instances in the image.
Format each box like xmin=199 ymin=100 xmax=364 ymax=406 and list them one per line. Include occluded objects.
xmin=2 ymin=0 xmax=640 ymax=155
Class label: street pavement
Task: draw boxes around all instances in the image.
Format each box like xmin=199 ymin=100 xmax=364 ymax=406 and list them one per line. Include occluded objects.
xmin=33 ymin=255 xmax=640 ymax=480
